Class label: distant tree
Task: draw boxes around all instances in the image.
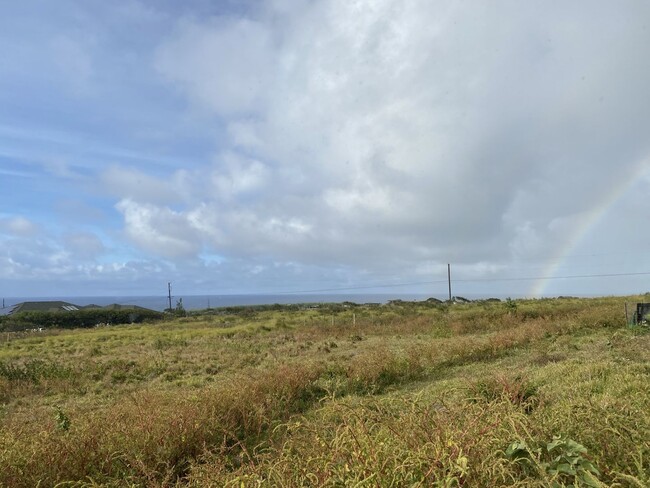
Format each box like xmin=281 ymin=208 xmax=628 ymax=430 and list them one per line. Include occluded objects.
xmin=505 ymin=297 xmax=518 ymax=314
xmin=174 ymin=298 xmax=187 ymax=317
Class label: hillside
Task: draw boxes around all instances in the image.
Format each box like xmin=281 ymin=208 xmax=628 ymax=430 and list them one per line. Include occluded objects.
xmin=0 ymin=296 xmax=648 ymax=486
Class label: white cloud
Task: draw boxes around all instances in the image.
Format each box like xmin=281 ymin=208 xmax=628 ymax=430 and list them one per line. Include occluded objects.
xmin=2 ymin=216 xmax=39 ymax=237
xmin=324 ymin=186 xmax=391 ymax=213
xmin=226 ymin=121 xmax=264 ymax=149
xmin=101 ymin=165 xmax=182 ymax=204
xmin=141 ymin=0 xmax=650 ymax=283
xmin=509 ymin=222 xmax=542 ymax=260
xmin=63 ymin=232 xmax=106 ymax=260
xmin=156 ymin=17 xmax=275 ymax=115
xmin=212 ymin=152 xmax=270 ymax=200
xmin=115 ymin=199 xmax=202 ymax=259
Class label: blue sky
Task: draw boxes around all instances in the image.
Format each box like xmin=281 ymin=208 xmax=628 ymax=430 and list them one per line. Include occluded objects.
xmin=1 ymin=0 xmax=650 ymax=299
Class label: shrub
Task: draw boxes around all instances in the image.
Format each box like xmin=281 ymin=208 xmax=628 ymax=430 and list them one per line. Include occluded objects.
xmin=1 ymin=309 xmax=163 ymax=331
xmin=469 ymin=374 xmax=540 ymax=413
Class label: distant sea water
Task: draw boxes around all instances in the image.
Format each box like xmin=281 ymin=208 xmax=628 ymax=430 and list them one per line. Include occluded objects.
xmin=0 ymin=293 xmax=459 ymax=313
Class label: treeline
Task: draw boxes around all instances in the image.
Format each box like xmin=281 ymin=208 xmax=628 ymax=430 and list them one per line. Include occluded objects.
xmin=195 ymin=302 xmax=353 ymax=316
xmin=193 ymin=299 xmax=457 ymax=317
xmin=0 ymin=308 xmax=164 ymax=332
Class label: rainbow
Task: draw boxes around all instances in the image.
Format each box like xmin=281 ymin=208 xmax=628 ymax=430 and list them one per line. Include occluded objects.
xmin=530 ymin=157 xmax=650 ymax=297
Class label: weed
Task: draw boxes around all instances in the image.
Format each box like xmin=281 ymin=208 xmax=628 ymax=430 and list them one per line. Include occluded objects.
xmin=0 ymin=359 xmax=73 ymax=383
xmin=505 ymin=297 xmax=518 ymax=314
xmin=506 ymin=436 xmax=602 ymax=487
xmin=54 ymin=406 xmax=71 ymax=432
xmin=469 ymin=374 xmax=540 ymax=413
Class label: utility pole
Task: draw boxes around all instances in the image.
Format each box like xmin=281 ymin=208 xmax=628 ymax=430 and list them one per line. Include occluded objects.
xmin=447 ymin=263 xmax=452 ymax=302
xmin=168 ymin=282 xmax=172 ymax=311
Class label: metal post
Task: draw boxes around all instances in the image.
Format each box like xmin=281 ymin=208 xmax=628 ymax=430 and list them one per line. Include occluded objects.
xmin=168 ymin=282 xmax=172 ymax=311
xmin=447 ymin=263 xmax=452 ymax=301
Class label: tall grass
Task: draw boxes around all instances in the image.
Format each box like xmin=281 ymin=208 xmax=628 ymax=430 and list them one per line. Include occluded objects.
xmin=0 ymin=296 xmax=646 ymax=486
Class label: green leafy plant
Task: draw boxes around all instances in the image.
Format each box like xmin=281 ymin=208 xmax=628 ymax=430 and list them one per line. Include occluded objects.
xmin=546 ymin=436 xmax=601 ymax=486
xmin=166 ymin=298 xmax=188 ymax=317
xmin=55 ymin=406 xmax=71 ymax=432
xmin=506 ymin=436 xmax=602 ymax=487
xmin=504 ymin=297 xmax=518 ymax=314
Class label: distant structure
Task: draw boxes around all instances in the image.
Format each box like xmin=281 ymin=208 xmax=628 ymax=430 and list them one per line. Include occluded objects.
xmin=90 ymin=304 xmax=152 ymax=311
xmin=9 ymin=301 xmax=81 ymax=314
xmin=451 ymin=296 xmax=471 ymax=304
xmin=8 ymin=301 xmax=155 ymax=315
xmin=635 ymin=303 xmax=650 ymax=324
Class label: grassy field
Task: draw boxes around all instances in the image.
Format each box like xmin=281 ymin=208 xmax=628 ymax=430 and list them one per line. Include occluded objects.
xmin=0 ymin=296 xmax=649 ymax=487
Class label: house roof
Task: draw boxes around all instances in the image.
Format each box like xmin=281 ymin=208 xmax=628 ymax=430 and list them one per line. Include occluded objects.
xmin=7 ymin=301 xmax=158 ymax=315
xmin=9 ymin=301 xmax=81 ymax=314
xmin=102 ymin=303 xmax=150 ymax=311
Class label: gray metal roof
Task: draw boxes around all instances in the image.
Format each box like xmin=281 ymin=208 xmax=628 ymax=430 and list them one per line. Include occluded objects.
xmin=10 ymin=301 xmax=81 ymax=314
xmin=7 ymin=301 xmax=156 ymax=315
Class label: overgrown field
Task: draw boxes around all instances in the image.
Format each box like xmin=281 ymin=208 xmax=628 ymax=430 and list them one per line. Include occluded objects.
xmin=0 ymin=296 xmax=649 ymax=487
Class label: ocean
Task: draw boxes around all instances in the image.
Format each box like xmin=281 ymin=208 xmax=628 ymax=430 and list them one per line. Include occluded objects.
xmin=1 ymin=293 xmax=446 ymax=313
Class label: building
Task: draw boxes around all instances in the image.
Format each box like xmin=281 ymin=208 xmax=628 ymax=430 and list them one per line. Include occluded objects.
xmin=7 ymin=301 xmax=156 ymax=315
xmin=9 ymin=301 xmax=81 ymax=314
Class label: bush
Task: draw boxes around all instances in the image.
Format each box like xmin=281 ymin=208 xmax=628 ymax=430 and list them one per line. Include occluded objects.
xmin=0 ymin=309 xmax=163 ymax=331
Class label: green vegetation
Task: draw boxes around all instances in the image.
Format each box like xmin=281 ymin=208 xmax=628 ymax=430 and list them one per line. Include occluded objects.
xmin=0 ymin=296 xmax=648 ymax=486
xmin=0 ymin=308 xmax=164 ymax=331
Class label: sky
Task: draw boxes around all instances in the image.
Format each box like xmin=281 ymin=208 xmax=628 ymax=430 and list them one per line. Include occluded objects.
xmin=1 ymin=0 xmax=650 ymax=299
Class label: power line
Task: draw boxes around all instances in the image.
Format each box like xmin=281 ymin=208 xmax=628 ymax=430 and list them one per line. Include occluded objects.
xmin=453 ymin=271 xmax=650 ymax=283
xmin=276 ymin=280 xmax=448 ymax=295
xmin=273 ymin=270 xmax=650 ymax=295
